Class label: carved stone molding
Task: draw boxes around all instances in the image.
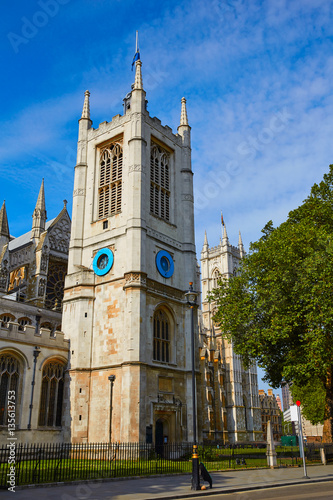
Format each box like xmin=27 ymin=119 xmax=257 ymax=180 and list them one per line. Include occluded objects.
xmin=147 ymin=228 xmax=182 ymax=250
xmin=129 ymin=164 xmax=144 ymax=173
xmin=41 ymin=251 xmax=48 ymax=272
xmin=49 ymin=219 xmax=70 ymax=254
xmin=146 ymin=278 xmax=184 ymax=301
xmin=181 ymin=194 xmax=194 ymax=202
xmin=124 ymin=272 xmax=147 ymax=288
xmin=0 ymin=267 xmax=8 ymax=290
xmin=38 ymin=278 xmax=46 ymax=297
xmin=10 ymin=247 xmax=32 ymax=270
xmin=73 ymin=188 xmax=86 ymax=196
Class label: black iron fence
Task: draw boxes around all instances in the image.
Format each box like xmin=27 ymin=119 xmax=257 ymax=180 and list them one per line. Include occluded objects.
xmin=0 ymin=441 xmax=331 ymax=488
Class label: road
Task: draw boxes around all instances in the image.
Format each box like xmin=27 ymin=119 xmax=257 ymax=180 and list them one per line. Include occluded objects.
xmin=186 ymin=481 xmax=333 ymax=499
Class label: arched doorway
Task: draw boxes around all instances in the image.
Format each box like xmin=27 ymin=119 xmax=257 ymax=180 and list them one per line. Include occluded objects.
xmin=155 ymin=419 xmax=164 ymax=446
xmin=155 ymin=419 xmax=164 ymax=457
xmin=155 ymin=418 xmax=170 ymax=456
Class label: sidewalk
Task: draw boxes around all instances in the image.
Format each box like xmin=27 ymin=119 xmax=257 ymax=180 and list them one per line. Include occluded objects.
xmin=4 ymin=464 xmax=333 ymax=499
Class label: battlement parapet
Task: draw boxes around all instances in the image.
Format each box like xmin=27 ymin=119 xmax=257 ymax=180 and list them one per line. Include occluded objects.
xmin=148 ymin=116 xmax=182 ymax=146
xmin=0 ymin=322 xmax=69 ymax=349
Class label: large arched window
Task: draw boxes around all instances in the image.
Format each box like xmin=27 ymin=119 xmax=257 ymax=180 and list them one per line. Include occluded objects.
xmin=98 ymin=142 xmax=123 ymax=219
xmin=0 ymin=354 xmax=20 ymax=426
xmin=38 ymin=360 xmax=65 ymax=427
xmin=153 ymin=309 xmax=171 ymax=363
xmin=150 ymin=145 xmax=170 ymax=221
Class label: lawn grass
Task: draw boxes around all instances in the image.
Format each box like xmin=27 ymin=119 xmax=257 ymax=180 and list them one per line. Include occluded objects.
xmin=0 ymin=445 xmax=321 ymax=487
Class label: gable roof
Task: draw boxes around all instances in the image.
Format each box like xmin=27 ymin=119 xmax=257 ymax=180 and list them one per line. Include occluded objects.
xmin=8 ymin=206 xmax=70 ymax=252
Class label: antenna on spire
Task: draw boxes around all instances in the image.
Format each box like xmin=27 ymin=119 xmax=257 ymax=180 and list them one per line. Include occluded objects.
xmin=132 ymin=30 xmax=141 ymax=71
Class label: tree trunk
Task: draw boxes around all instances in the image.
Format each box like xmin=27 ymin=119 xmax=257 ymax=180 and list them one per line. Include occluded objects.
xmin=322 ymin=368 xmax=333 ymax=443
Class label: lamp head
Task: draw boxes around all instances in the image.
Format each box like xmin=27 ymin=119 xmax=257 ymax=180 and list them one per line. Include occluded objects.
xmin=33 ymin=346 xmax=41 ymax=358
xmin=185 ymin=282 xmax=198 ymax=306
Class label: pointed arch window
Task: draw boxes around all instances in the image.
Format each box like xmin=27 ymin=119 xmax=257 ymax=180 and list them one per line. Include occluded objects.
xmin=0 ymin=314 xmax=15 ymax=328
xmin=38 ymin=360 xmax=65 ymax=427
xmin=150 ymin=145 xmax=170 ymax=221
xmin=0 ymin=354 xmax=20 ymax=426
xmin=212 ymin=269 xmax=220 ymax=289
xmin=153 ymin=309 xmax=170 ymax=363
xmin=98 ymin=142 xmax=123 ymax=219
xmin=18 ymin=317 xmax=32 ymax=331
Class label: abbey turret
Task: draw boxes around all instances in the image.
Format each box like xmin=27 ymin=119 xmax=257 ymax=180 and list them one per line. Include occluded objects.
xmin=199 ymin=217 xmax=262 ymax=442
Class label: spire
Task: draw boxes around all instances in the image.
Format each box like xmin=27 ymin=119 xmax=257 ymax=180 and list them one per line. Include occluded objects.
xmin=133 ymin=60 xmax=143 ymax=90
xmin=36 ymin=179 xmax=46 ymax=212
xmin=177 ymin=97 xmax=191 ymax=147
xmin=81 ymin=90 xmax=90 ymax=119
xmin=0 ymin=201 xmax=9 ymax=239
xmin=180 ymin=97 xmax=189 ymax=126
xmin=222 ymin=223 xmax=229 ymax=245
xmin=204 ymin=230 xmax=208 ymax=245
xmin=221 ymin=211 xmax=225 ymax=237
xmin=238 ymin=230 xmax=244 ymax=257
xmin=202 ymin=230 xmax=209 ymax=252
xmin=31 ymin=179 xmax=47 ymax=240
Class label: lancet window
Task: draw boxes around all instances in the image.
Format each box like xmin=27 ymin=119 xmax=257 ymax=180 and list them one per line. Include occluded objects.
xmin=38 ymin=360 xmax=65 ymax=427
xmin=150 ymin=145 xmax=170 ymax=221
xmin=153 ymin=309 xmax=170 ymax=363
xmin=98 ymin=142 xmax=123 ymax=219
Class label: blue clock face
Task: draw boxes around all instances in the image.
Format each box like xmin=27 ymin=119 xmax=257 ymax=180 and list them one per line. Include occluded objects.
xmin=156 ymin=250 xmax=174 ymax=278
xmin=93 ymin=248 xmax=114 ymax=276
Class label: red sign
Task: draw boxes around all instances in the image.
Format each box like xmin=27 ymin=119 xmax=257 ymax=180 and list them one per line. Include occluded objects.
xmin=296 ymin=400 xmax=301 ymax=406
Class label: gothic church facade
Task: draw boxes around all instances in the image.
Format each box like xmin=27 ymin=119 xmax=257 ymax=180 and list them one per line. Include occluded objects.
xmin=199 ymin=225 xmax=262 ymax=442
xmin=0 ymin=186 xmax=70 ymax=443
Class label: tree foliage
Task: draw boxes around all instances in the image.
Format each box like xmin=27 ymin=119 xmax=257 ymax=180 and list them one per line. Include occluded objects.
xmin=210 ymin=165 xmax=333 ymax=440
xmin=291 ymin=379 xmax=325 ymax=425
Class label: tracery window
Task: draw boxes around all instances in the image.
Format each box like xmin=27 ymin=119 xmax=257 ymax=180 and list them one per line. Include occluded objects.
xmin=0 ymin=354 xmax=20 ymax=426
xmin=150 ymin=145 xmax=170 ymax=221
xmin=38 ymin=360 xmax=65 ymax=427
xmin=45 ymin=260 xmax=67 ymax=311
xmin=153 ymin=309 xmax=170 ymax=362
xmin=98 ymin=142 xmax=123 ymax=219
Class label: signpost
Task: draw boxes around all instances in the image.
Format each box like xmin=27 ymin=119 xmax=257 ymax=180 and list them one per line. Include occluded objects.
xmin=295 ymin=400 xmax=308 ymax=478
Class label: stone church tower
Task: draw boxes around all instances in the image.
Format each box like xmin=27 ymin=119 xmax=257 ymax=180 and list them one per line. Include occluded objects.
xmin=200 ymin=220 xmax=262 ymax=443
xmin=62 ymin=59 xmax=198 ymax=444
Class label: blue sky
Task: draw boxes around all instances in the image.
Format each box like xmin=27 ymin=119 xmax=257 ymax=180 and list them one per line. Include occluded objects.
xmin=1 ymin=0 xmax=333 ymax=397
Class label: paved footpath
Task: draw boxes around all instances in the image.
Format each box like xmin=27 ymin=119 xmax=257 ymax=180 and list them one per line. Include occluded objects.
xmin=2 ymin=464 xmax=333 ymax=500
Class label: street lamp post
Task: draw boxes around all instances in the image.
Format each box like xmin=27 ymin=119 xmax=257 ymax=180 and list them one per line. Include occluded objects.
xmin=185 ymin=282 xmax=200 ymax=491
xmin=27 ymin=346 xmax=41 ymax=430
xmin=108 ymin=375 xmax=116 ymax=443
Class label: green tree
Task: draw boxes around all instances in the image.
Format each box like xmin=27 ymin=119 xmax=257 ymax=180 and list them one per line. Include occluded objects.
xmin=210 ymin=166 xmax=333 ymax=442
xmin=290 ymin=379 xmax=325 ymax=425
